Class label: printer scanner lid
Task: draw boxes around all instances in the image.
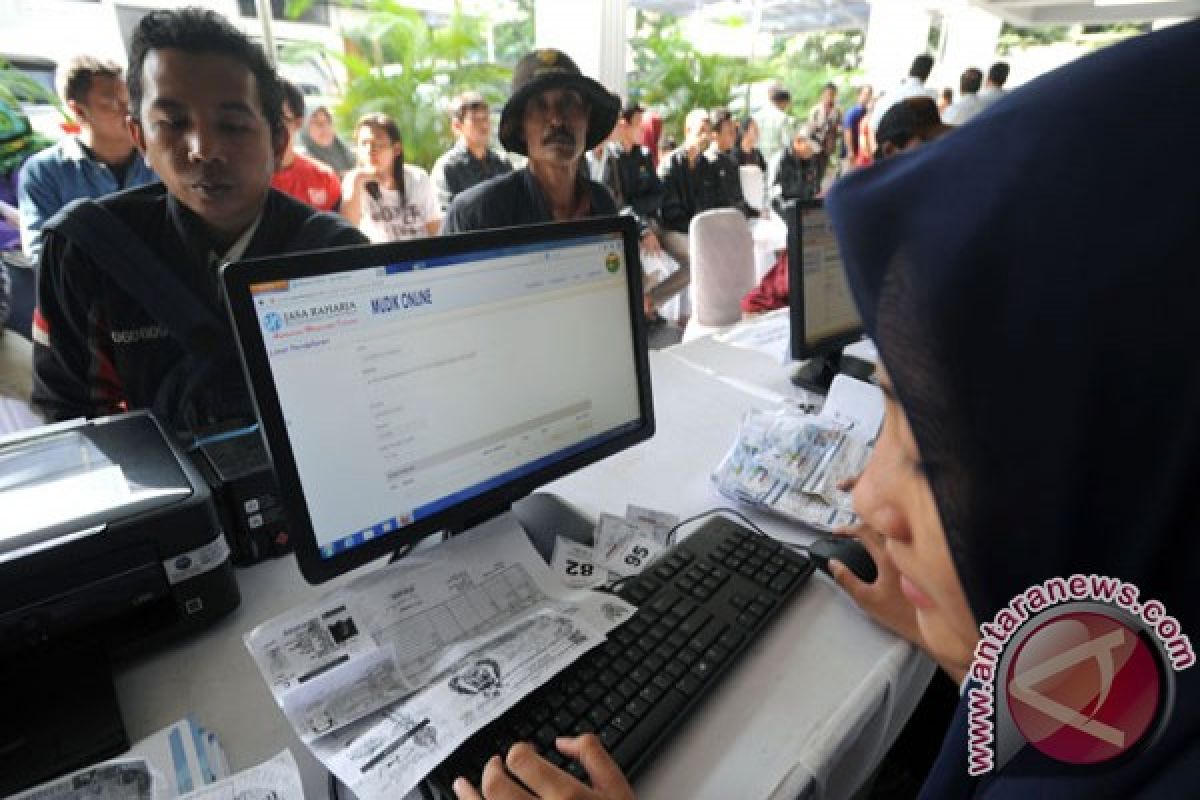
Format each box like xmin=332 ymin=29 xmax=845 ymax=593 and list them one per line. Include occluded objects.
xmin=0 ymin=412 xmax=193 ymax=564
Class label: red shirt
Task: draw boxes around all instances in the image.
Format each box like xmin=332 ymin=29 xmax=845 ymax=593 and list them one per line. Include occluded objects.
xmin=741 ymin=251 xmax=790 ymax=314
xmin=271 ymin=152 xmax=341 ymax=212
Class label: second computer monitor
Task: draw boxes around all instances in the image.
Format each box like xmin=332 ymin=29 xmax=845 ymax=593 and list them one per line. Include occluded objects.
xmin=784 ymin=199 xmax=868 ymax=392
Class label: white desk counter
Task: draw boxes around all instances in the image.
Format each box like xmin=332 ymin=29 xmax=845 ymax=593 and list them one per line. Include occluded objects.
xmin=114 ymin=349 xmax=931 ymax=800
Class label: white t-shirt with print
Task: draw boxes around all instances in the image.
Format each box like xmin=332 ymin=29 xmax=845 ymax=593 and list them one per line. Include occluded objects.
xmin=353 ymin=164 xmax=442 ymax=242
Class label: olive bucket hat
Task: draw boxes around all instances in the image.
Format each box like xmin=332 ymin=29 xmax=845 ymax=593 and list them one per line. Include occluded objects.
xmin=498 ymin=49 xmax=620 ymax=156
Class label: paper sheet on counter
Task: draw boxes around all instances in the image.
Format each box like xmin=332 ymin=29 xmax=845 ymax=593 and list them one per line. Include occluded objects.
xmin=244 ymin=514 xmax=635 ymax=799
xmin=176 ymin=750 xmax=302 ymax=800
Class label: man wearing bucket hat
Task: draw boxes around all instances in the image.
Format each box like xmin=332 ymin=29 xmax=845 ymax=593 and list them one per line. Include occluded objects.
xmin=441 ymin=49 xmax=619 ymax=234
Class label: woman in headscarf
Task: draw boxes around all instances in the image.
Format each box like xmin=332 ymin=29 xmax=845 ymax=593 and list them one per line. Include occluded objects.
xmin=451 ymin=19 xmax=1200 ymax=800
xmin=823 ymin=18 xmax=1199 ymax=796
xmin=299 ymin=105 xmax=355 ymax=177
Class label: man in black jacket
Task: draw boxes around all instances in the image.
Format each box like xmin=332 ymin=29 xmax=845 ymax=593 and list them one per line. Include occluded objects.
xmin=769 ymin=124 xmax=823 ymax=214
xmin=442 ymin=49 xmax=619 ymax=234
xmin=32 ymin=8 xmax=365 ymax=434
xmin=658 ymin=108 xmax=757 ymax=256
xmin=595 ymin=102 xmax=689 ymax=318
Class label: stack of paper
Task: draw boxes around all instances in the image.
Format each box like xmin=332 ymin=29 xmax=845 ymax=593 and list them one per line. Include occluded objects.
xmin=7 ymin=721 xmax=301 ymax=800
xmin=712 ymin=375 xmax=884 ymax=532
xmin=242 ymin=516 xmax=636 ymax=800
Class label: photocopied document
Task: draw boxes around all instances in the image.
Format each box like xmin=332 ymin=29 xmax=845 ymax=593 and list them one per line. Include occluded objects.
xmin=174 ymin=750 xmax=303 ymax=800
xmin=714 ymin=310 xmax=791 ymax=364
xmin=7 ymin=759 xmax=163 ymax=800
xmin=712 ymin=375 xmax=883 ymax=532
xmin=244 ymin=514 xmax=635 ymax=799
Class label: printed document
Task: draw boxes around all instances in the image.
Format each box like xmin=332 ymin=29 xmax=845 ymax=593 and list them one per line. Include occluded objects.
xmin=244 ymin=514 xmax=634 ymax=799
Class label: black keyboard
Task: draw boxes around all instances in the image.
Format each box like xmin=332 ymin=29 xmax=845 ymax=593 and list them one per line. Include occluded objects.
xmin=429 ymin=516 xmax=814 ymax=792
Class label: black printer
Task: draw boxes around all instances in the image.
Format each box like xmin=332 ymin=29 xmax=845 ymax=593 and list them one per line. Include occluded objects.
xmin=0 ymin=410 xmax=240 ymax=795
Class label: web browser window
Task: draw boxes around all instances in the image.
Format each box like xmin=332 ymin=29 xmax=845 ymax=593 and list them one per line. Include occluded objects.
xmin=249 ymin=233 xmax=640 ymax=557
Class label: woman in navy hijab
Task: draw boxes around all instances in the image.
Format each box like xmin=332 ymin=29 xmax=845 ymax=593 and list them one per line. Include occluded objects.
xmin=452 ymin=20 xmax=1200 ymax=800
xmin=825 ymin=17 xmax=1200 ymax=798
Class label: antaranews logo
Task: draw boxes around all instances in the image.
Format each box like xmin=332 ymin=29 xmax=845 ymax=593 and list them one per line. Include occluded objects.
xmin=965 ymin=575 xmax=1193 ymax=776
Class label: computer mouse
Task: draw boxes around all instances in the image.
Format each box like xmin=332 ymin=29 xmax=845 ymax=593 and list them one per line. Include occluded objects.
xmin=807 ymin=536 xmax=878 ymax=584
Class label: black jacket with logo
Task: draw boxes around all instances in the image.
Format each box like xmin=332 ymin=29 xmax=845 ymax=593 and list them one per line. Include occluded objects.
xmin=658 ymin=147 xmax=755 ymax=234
xmin=32 ymin=183 xmax=366 ymax=433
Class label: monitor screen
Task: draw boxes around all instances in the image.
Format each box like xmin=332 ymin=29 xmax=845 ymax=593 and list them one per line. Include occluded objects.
xmin=223 ymin=217 xmax=653 ymax=583
xmin=786 ymin=200 xmax=863 ymax=359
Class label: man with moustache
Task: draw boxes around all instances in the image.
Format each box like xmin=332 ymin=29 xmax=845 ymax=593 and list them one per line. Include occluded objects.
xmin=441 ymin=49 xmax=619 ymax=234
xmin=31 ymin=8 xmax=364 ymax=433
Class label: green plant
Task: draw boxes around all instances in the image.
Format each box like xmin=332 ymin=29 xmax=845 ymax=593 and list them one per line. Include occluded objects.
xmin=285 ymin=0 xmax=513 ymax=169
xmin=629 ymin=12 xmax=774 ymax=142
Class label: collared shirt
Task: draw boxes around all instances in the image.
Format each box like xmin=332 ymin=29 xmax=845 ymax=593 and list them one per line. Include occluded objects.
xmin=808 ymin=102 xmax=844 ymax=159
xmin=591 ymin=142 xmax=663 ymax=235
xmin=17 ymin=135 xmax=158 ymax=265
xmin=977 ymin=86 xmax=1007 ymax=110
xmin=754 ymin=103 xmax=794 ymax=167
xmin=441 ymin=167 xmax=616 ymax=235
xmin=31 ymin=184 xmax=366 ymax=432
xmin=430 ymin=142 xmax=513 ymax=212
xmin=943 ymin=93 xmax=984 ymax=125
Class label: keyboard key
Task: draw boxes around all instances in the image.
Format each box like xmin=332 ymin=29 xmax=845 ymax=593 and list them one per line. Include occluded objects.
xmin=689 ymin=622 xmax=725 ymax=652
xmin=610 ymin=689 xmax=687 ymax=768
xmin=553 ymin=709 xmax=575 ymax=730
xmin=649 ymin=594 xmax=677 ymax=615
xmin=691 ymin=660 xmax=714 ymax=681
xmin=664 ymin=660 xmax=687 ymax=678
xmin=617 ymin=679 xmax=639 ymax=699
xmin=587 ymin=707 xmax=611 ymax=728
xmin=770 ymin=571 xmax=797 ymax=593
xmin=747 ymin=602 xmax=768 ymax=618
xmin=652 ymin=673 xmax=674 ymax=691
xmin=729 ymin=593 xmax=750 ymax=610
xmin=611 ymin=657 xmax=633 ymax=675
xmin=599 ymin=725 xmax=622 ymax=749
xmin=629 ymin=666 xmax=651 ymax=685
xmin=667 ymin=630 xmax=689 ymax=649
xmin=626 ymin=697 xmax=650 ymax=718
xmin=611 ymin=712 xmax=635 ymax=733
xmin=536 ymin=725 xmax=558 ymax=749
xmin=718 ymin=630 xmax=745 ymax=649
xmin=678 ymin=609 xmax=712 ymax=636
xmin=643 ymin=654 xmax=665 ymax=672
xmin=737 ymin=611 xmax=757 ymax=628
xmin=583 ymin=683 xmax=605 ymax=702
xmin=597 ymin=669 xmax=619 ymax=687
xmin=677 ymin=675 xmax=703 ymax=696
xmin=638 ymin=683 xmax=663 ymax=704
xmin=603 ymin=692 xmax=624 ymax=712
xmin=705 ymin=645 xmax=731 ymax=663
xmin=568 ymin=696 xmax=590 ymax=716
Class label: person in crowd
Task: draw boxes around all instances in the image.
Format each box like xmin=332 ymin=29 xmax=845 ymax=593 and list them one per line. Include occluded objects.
xmin=638 ymin=108 xmax=663 ymax=169
xmin=943 ymin=67 xmax=984 ymax=125
xmin=754 ymin=84 xmax=793 ymax=166
xmin=978 ymin=61 xmax=1010 ymax=109
xmin=270 ymin=79 xmax=340 ymax=211
xmin=1 ymin=99 xmax=51 ymax=341
xmin=17 ymin=55 xmax=158 ymax=265
xmin=938 ymin=87 xmax=953 ymax=114
xmin=441 ymin=49 xmax=618 ymax=234
xmin=854 ymin=95 xmax=877 ymax=170
xmin=593 ymin=101 xmax=688 ymax=323
xmin=341 ymin=113 xmax=440 ymax=242
xmin=709 ymin=107 xmax=738 ymax=161
xmin=299 ymin=105 xmax=355 ymax=176
xmin=31 ymin=8 xmax=365 ymax=432
xmin=657 ymin=135 xmax=676 ymax=166
xmin=734 ymin=117 xmax=767 ymax=172
xmin=841 ymin=85 xmax=872 ymax=174
xmin=451 ymin=21 xmax=1200 ymax=800
xmin=743 ymin=98 xmax=950 ymax=315
xmin=768 ymin=124 xmax=822 ymax=213
xmin=872 ymin=96 xmax=950 ymax=161
xmin=658 ymin=108 xmax=756 ymax=245
xmin=807 ymin=82 xmax=842 ymax=185
xmin=870 ymin=53 xmax=935 ymax=132
xmin=430 ymin=91 xmax=512 ymax=212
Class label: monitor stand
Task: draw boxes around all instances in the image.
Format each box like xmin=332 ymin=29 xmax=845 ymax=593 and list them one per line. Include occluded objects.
xmin=511 ymin=492 xmax=595 ymax=564
xmin=0 ymin=641 xmax=129 ymax=796
xmin=790 ymin=348 xmax=876 ymax=394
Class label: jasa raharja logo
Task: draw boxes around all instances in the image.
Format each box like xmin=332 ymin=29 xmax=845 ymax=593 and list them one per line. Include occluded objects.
xmin=268 ymin=301 xmax=359 ymax=330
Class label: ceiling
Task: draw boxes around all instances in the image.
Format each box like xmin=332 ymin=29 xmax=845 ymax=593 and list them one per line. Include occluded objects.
xmin=971 ymin=0 xmax=1200 ymax=25
xmin=628 ymin=0 xmax=1197 ymax=31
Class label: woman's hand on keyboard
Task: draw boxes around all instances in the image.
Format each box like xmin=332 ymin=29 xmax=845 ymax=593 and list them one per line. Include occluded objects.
xmin=453 ymin=735 xmax=635 ymax=800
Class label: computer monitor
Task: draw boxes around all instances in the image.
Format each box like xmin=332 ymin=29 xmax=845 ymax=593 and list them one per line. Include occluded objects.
xmin=784 ymin=199 xmax=872 ymax=393
xmin=222 ymin=216 xmax=654 ymax=584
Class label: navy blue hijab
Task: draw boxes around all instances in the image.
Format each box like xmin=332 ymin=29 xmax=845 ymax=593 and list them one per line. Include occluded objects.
xmin=828 ymin=20 xmax=1200 ymax=798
